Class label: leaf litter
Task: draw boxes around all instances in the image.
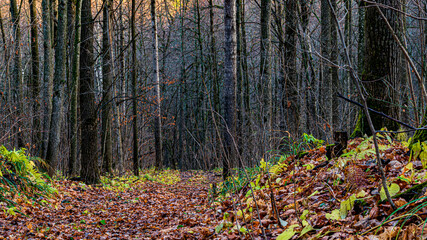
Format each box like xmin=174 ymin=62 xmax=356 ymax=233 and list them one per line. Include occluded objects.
xmin=0 ymin=170 xmax=221 ymax=239
xmin=1 ymin=136 xmax=427 ymax=239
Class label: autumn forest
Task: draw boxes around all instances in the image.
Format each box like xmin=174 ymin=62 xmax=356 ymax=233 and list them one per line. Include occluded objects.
xmin=0 ymin=0 xmax=426 ymax=238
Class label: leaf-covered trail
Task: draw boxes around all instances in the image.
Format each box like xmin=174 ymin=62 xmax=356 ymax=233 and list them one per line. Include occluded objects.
xmin=0 ymin=171 xmax=221 ymax=239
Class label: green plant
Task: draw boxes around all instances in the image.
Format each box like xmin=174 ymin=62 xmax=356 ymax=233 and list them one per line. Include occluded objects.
xmin=409 ymin=141 xmax=427 ymax=168
xmin=0 ymin=146 xmax=57 ymax=208
xmin=376 ymin=196 xmax=427 ymax=238
xmin=280 ymin=133 xmax=324 ymax=156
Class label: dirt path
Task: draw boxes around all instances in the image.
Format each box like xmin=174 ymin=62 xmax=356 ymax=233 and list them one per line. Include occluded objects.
xmin=0 ymin=172 xmax=221 ymax=239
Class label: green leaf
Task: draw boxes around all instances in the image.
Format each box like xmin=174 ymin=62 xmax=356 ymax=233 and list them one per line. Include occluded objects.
xmin=303 ymin=164 xmax=314 ymax=170
xmin=299 ymin=224 xmax=314 ymax=237
xmin=236 ymin=209 xmax=244 ymax=218
xmin=300 ymin=210 xmax=309 ymax=220
xmin=215 ymin=221 xmax=224 ymax=234
xmin=308 ymin=190 xmax=319 ymax=198
xmin=325 ymin=209 xmax=340 ymax=220
xmin=420 ymin=151 xmax=427 ymax=169
xmin=356 ymin=190 xmax=367 ymax=198
xmin=260 ymin=159 xmax=267 ymax=171
xmin=339 ymin=194 xmax=356 ymax=219
xmin=380 ymin=183 xmax=400 ymax=201
xmin=99 ymin=220 xmax=106 ymax=225
xmin=277 ymin=224 xmax=299 ymax=240
xmin=239 ymin=227 xmax=248 ymax=234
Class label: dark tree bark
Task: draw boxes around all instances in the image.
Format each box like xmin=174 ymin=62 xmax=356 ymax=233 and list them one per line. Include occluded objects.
xmin=131 ymin=0 xmax=139 ymax=176
xmin=80 ymin=0 xmax=100 ymax=184
xmin=101 ymin=0 xmax=113 ymax=174
xmin=222 ymin=0 xmax=237 ymax=180
xmin=0 ymin=8 xmax=8 ymax=98
xmin=69 ymin=0 xmax=82 ymax=176
xmin=151 ymin=0 xmax=163 ymax=169
xmin=260 ymin=0 xmax=272 ymax=151
xmin=41 ymin=0 xmax=54 ymax=159
xmin=352 ymin=0 xmax=405 ymax=137
xmin=0 ymin=9 xmax=6 ymax=53
xmin=46 ymin=0 xmax=67 ymax=176
xmin=29 ymin=0 xmax=41 ymax=154
xmin=236 ymin=0 xmax=243 ymax=163
xmin=330 ymin=0 xmax=339 ymax=131
xmin=283 ymin=0 xmax=298 ymax=135
xmin=10 ymin=0 xmax=24 ymax=148
xmin=320 ymin=0 xmax=331 ymax=136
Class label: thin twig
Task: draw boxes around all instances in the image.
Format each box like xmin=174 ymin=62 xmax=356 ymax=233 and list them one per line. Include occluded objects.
xmin=337 ymin=93 xmax=415 ymax=130
xmin=327 ymin=0 xmax=396 ymax=209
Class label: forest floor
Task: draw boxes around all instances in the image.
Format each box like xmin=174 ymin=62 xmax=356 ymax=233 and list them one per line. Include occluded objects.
xmin=1 ymin=136 xmax=427 ymax=239
xmin=0 ymin=170 xmax=223 ymax=239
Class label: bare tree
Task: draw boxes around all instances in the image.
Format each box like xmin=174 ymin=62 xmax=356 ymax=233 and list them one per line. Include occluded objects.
xmin=41 ymin=0 xmax=54 ymax=160
xmin=69 ymin=0 xmax=83 ymax=176
xmin=29 ymin=0 xmax=41 ymax=154
xmin=151 ymin=0 xmax=163 ymax=169
xmin=46 ymin=0 xmax=67 ymax=176
xmin=80 ymin=0 xmax=100 ymax=184
xmin=222 ymin=0 xmax=237 ymax=180
xmin=351 ymin=0 xmax=406 ymax=137
xmin=10 ymin=0 xmax=23 ymax=148
xmin=102 ymin=0 xmax=113 ymax=174
xmin=259 ymin=0 xmax=272 ymax=151
xmin=131 ymin=0 xmax=139 ymax=176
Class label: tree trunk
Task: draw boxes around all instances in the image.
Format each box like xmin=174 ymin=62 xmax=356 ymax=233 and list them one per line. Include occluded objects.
xmin=351 ymin=0 xmax=405 ymax=137
xmin=29 ymin=0 xmax=41 ymax=155
xmin=41 ymin=0 xmax=54 ymax=160
xmin=177 ymin=0 xmax=188 ymax=170
xmin=101 ymin=0 xmax=113 ymax=174
xmin=10 ymin=0 xmax=24 ymax=148
xmin=69 ymin=0 xmax=82 ymax=176
xmin=330 ymin=0 xmax=339 ymax=131
xmin=46 ymin=0 xmax=67 ymax=176
xmin=0 ymin=8 xmax=8 ymax=100
xmin=284 ymin=0 xmax=298 ymax=136
xmin=260 ymin=0 xmax=272 ymax=152
xmin=208 ymin=0 xmax=221 ymax=168
xmin=344 ymin=0 xmax=353 ymax=132
xmin=131 ymin=0 xmax=139 ymax=176
xmin=0 ymin=9 xmax=6 ymax=54
xmin=151 ymin=0 xmax=163 ymax=169
xmin=320 ymin=0 xmax=331 ymax=137
xmin=298 ymin=0 xmax=311 ymax=134
xmin=222 ymin=0 xmax=237 ymax=180
xmin=80 ymin=0 xmax=100 ymax=184
xmin=236 ymin=0 xmax=243 ymax=164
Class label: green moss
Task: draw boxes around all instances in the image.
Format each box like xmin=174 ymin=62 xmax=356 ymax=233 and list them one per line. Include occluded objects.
xmin=350 ymin=110 xmax=364 ymax=138
xmin=410 ymin=112 xmax=427 ymax=147
xmin=350 ymin=98 xmax=399 ymax=138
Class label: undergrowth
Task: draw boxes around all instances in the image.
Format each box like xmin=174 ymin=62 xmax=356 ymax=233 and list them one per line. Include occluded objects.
xmin=212 ymin=133 xmax=427 ymax=238
xmin=141 ymin=168 xmax=181 ymax=185
xmin=213 ymin=133 xmax=322 ymax=198
xmin=0 ymin=146 xmax=57 ymax=212
xmin=100 ymin=168 xmax=181 ymax=191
